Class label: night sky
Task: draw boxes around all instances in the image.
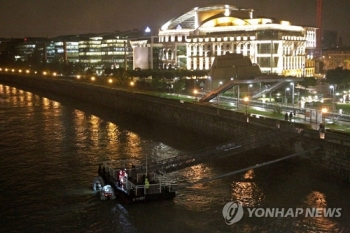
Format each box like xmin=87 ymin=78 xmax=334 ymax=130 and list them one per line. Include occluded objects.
xmin=0 ymin=0 xmax=349 ymax=45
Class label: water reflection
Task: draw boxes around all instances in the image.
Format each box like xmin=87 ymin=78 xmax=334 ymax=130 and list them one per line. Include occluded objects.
xmin=231 ymin=170 xmax=264 ymax=207
xmin=299 ymin=191 xmax=340 ymax=232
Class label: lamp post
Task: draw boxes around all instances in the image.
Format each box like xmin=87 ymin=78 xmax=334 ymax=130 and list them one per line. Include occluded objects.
xmin=320 ymin=107 xmax=327 ymax=139
xmin=330 ymin=85 xmax=335 ymax=111
xmin=231 ymin=77 xmax=234 ymax=98
xmin=193 ymin=89 xmax=198 ymax=102
xmin=321 ymin=107 xmax=327 ymax=127
xmin=290 ymin=82 xmax=294 ymax=108
xmin=244 ymin=96 xmax=249 ymax=122
xmin=130 ymin=81 xmax=135 ymax=93
xmin=243 ymin=96 xmax=249 ymax=115
xmin=285 ymin=87 xmax=290 ymax=106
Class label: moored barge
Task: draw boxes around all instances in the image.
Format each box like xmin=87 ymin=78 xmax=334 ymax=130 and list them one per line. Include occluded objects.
xmin=95 ymin=160 xmax=176 ymax=203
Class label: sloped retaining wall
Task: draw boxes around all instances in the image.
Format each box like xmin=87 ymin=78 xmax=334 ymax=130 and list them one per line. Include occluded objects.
xmin=1 ymin=74 xmax=350 ymax=182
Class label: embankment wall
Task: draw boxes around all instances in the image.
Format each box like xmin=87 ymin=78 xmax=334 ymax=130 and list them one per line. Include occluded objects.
xmin=1 ymin=74 xmax=350 ymax=182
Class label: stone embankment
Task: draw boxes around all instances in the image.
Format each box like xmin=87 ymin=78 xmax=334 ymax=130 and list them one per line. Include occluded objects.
xmin=1 ymin=74 xmax=350 ymax=182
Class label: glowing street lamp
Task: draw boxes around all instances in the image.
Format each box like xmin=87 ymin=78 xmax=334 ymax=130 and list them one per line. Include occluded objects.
xmin=244 ymin=96 xmax=249 ymax=122
xmin=193 ymin=89 xmax=198 ymax=101
xmin=285 ymin=87 xmax=290 ymax=106
xmin=329 ymin=85 xmax=335 ymax=111
xmin=108 ymin=78 xmax=113 ymax=84
xmin=248 ymin=84 xmax=252 ymax=96
xmin=130 ymin=81 xmax=135 ymax=93
xmin=290 ymin=82 xmax=294 ymax=107
xmin=321 ymin=107 xmax=328 ymax=126
xmin=243 ymin=96 xmax=249 ymax=115
xmin=320 ymin=107 xmax=327 ymax=139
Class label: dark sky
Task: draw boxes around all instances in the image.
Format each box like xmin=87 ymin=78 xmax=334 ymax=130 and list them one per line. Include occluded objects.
xmin=0 ymin=0 xmax=349 ymax=45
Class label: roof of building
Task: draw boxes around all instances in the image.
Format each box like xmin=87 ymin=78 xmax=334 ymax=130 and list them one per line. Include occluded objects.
xmin=161 ymin=5 xmax=254 ymax=30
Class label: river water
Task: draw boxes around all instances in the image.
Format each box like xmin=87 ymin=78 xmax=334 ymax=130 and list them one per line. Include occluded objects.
xmin=0 ymin=83 xmax=349 ymax=233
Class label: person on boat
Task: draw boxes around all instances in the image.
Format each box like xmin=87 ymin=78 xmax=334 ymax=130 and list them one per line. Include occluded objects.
xmin=144 ymin=178 xmax=150 ymax=193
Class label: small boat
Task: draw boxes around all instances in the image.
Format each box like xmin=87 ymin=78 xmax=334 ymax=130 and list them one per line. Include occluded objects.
xmin=100 ymin=185 xmax=116 ymax=200
xmin=95 ymin=160 xmax=176 ymax=203
xmin=92 ymin=176 xmax=105 ymax=191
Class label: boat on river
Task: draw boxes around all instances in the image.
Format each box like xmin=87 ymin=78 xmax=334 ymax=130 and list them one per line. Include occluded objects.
xmin=95 ymin=160 xmax=176 ymax=203
xmin=100 ymin=185 xmax=116 ymax=200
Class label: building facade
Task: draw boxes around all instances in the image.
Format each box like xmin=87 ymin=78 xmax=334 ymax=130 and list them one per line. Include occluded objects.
xmin=322 ymin=47 xmax=350 ymax=70
xmin=152 ymin=5 xmax=316 ymax=77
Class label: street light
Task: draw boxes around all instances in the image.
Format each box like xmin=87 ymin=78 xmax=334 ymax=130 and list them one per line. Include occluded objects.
xmin=330 ymin=85 xmax=335 ymax=111
xmin=290 ymin=82 xmax=294 ymax=108
xmin=321 ymin=107 xmax=328 ymax=126
xmin=248 ymin=84 xmax=252 ymax=96
xmin=320 ymin=107 xmax=327 ymax=139
xmin=130 ymin=81 xmax=135 ymax=93
xmin=193 ymin=89 xmax=198 ymax=102
xmin=243 ymin=96 xmax=249 ymax=115
xmin=244 ymin=96 xmax=249 ymax=122
xmin=285 ymin=87 xmax=290 ymax=106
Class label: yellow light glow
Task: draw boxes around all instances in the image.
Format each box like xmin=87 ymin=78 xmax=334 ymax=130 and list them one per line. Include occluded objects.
xmin=0 ymin=68 xmax=2 ymax=71
xmin=26 ymin=70 xmax=30 ymax=74
xmin=91 ymin=76 xmax=95 ymax=81
xmin=18 ymin=69 xmax=22 ymax=73
xmin=76 ymin=75 xmax=81 ymax=79
xmin=53 ymin=72 xmax=57 ymax=76
xmin=244 ymin=97 xmax=249 ymax=102
xmin=130 ymin=81 xmax=134 ymax=86
xmin=280 ymin=20 xmax=291 ymax=26
xmin=11 ymin=69 xmax=15 ymax=72
xmin=108 ymin=78 xmax=113 ymax=84
xmin=43 ymin=71 xmax=47 ymax=75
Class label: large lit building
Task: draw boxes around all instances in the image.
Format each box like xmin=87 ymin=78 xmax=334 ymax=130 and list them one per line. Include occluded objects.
xmin=322 ymin=47 xmax=350 ymax=70
xmin=143 ymin=4 xmax=317 ymax=77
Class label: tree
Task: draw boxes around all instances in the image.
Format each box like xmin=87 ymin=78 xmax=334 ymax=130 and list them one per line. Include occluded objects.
xmin=298 ymin=77 xmax=317 ymax=95
xmin=174 ymin=78 xmax=186 ymax=97
xmin=151 ymin=75 xmax=162 ymax=92
xmin=325 ymin=67 xmax=350 ymax=86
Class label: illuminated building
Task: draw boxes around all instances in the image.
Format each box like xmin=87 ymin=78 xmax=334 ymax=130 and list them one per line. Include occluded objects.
xmin=15 ymin=37 xmax=48 ymax=63
xmin=149 ymin=4 xmax=317 ymax=77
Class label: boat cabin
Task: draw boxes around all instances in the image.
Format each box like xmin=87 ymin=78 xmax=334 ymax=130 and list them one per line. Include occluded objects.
xmin=99 ymin=160 xmax=174 ymax=197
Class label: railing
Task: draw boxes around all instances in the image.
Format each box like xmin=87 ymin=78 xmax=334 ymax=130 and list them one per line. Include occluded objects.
xmin=136 ymin=126 xmax=298 ymax=173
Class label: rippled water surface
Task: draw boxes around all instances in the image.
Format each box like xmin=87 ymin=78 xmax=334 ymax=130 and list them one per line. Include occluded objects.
xmin=0 ymin=84 xmax=349 ymax=233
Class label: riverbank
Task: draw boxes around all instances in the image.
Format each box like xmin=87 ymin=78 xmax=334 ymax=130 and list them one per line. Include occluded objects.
xmin=1 ymin=73 xmax=350 ymax=182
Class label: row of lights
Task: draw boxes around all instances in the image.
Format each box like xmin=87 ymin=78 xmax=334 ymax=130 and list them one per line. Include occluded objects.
xmin=0 ymin=68 xmax=117 ymax=85
xmin=0 ymin=67 xmax=59 ymax=76
xmin=77 ymin=75 xmax=114 ymax=84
